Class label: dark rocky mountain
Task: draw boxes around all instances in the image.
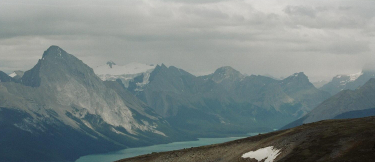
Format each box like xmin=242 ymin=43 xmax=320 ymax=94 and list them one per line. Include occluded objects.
xmin=0 ymin=46 xmax=187 ymax=162
xmin=283 ymin=78 xmax=375 ymax=129
xmin=320 ymin=70 xmax=375 ymax=95
xmin=127 ymin=65 xmax=331 ymax=136
xmin=0 ymin=71 xmax=15 ymax=82
xmin=118 ymin=116 xmax=375 ymax=162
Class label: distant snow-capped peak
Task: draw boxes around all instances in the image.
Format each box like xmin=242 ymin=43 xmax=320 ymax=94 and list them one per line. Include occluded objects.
xmin=332 ymin=71 xmax=363 ymax=86
xmin=94 ymin=62 xmax=156 ymax=76
xmin=93 ymin=61 xmax=156 ymax=88
xmin=334 ymin=71 xmax=363 ymax=81
xmin=348 ymin=71 xmax=363 ymax=81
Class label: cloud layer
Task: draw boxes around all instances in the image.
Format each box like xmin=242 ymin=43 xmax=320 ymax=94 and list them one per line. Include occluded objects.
xmin=0 ymin=0 xmax=374 ymax=81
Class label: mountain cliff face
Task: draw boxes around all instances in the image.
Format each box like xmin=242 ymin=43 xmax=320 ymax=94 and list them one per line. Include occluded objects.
xmin=320 ymin=70 xmax=375 ymax=95
xmin=0 ymin=46 xmax=183 ymax=162
xmin=118 ymin=116 xmax=375 ymax=162
xmin=127 ymin=65 xmax=330 ymax=136
xmin=283 ymin=78 xmax=375 ymax=129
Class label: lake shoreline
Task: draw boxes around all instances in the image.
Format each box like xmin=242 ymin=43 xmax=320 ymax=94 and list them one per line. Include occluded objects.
xmin=75 ymin=134 xmax=257 ymax=162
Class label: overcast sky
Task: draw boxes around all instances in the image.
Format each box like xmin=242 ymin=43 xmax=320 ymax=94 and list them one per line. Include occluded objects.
xmin=1 ymin=0 xmax=374 ymax=81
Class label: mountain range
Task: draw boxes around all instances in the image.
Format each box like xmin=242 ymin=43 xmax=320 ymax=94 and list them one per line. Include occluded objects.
xmin=0 ymin=46 xmax=187 ymax=162
xmin=2 ymin=45 xmax=373 ymax=162
xmin=122 ymin=64 xmax=330 ymax=136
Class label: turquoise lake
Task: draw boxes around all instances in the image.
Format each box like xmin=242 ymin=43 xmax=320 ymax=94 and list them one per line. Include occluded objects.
xmin=75 ymin=136 xmax=249 ymax=162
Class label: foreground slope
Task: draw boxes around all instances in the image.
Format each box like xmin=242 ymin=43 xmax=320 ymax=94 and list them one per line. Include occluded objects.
xmin=283 ymin=78 xmax=375 ymax=129
xmin=0 ymin=46 xmax=184 ymax=162
xmin=118 ymin=116 xmax=375 ymax=162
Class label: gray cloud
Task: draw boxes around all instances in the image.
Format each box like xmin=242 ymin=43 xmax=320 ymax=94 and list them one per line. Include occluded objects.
xmin=0 ymin=0 xmax=374 ymax=82
xmin=284 ymin=5 xmax=319 ymax=18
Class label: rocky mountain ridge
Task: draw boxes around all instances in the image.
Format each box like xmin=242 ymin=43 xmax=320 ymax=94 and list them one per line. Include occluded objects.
xmin=126 ymin=64 xmax=331 ymax=136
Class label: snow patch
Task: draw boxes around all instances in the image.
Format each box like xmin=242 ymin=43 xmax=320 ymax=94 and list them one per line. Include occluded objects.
xmin=94 ymin=62 xmax=156 ymax=76
xmin=9 ymin=72 xmax=17 ymax=78
xmin=349 ymin=71 xmax=363 ymax=81
xmin=153 ymin=130 xmax=167 ymax=137
xmin=242 ymin=146 xmax=281 ymax=162
xmin=111 ymin=127 xmax=127 ymax=136
xmin=135 ymin=72 xmax=151 ymax=91
xmin=94 ymin=62 xmax=156 ymax=87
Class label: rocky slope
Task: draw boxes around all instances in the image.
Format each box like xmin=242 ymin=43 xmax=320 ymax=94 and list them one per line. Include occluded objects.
xmin=118 ymin=116 xmax=375 ymax=162
xmin=283 ymin=78 xmax=375 ymax=129
xmin=0 ymin=46 xmax=185 ymax=162
xmin=126 ymin=65 xmax=330 ymax=136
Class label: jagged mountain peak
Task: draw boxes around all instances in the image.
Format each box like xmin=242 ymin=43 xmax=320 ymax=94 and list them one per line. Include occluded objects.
xmin=211 ymin=66 xmax=244 ymax=83
xmin=277 ymin=72 xmax=329 ymax=113
xmin=149 ymin=64 xmax=193 ymax=81
xmin=214 ymin=66 xmax=241 ymax=75
xmin=21 ymin=45 xmax=96 ymax=87
xmin=42 ymin=45 xmax=68 ymax=59
xmin=288 ymin=72 xmax=307 ymax=78
xmin=281 ymin=72 xmax=311 ymax=85
xmin=151 ymin=64 xmax=191 ymax=76
xmin=155 ymin=63 xmax=168 ymax=69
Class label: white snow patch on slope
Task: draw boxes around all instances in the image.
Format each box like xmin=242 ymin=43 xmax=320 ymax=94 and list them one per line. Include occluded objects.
xmin=349 ymin=71 xmax=363 ymax=81
xmin=242 ymin=146 xmax=281 ymax=162
xmin=94 ymin=62 xmax=156 ymax=87
xmin=94 ymin=62 xmax=155 ymax=76
xmin=9 ymin=72 xmax=17 ymax=78
xmin=135 ymin=72 xmax=151 ymax=91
